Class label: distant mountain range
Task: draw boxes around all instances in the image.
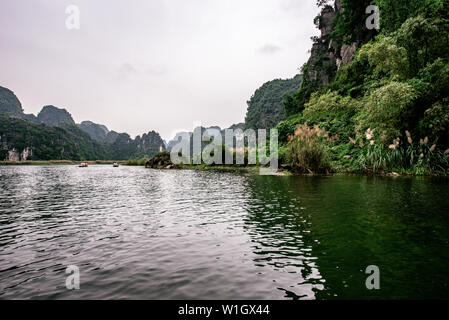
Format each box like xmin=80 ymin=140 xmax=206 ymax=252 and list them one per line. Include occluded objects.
xmin=0 ymin=85 xmax=165 ymax=161
xmin=165 ymin=123 xmax=246 ymax=153
xmin=1 ymin=72 xmax=290 ymax=161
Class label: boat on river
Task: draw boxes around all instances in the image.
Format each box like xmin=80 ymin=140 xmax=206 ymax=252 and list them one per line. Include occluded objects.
xmin=79 ymin=162 xmax=88 ymax=167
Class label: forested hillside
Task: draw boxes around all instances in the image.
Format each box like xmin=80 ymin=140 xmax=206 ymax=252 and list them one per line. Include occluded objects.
xmin=109 ymin=131 xmax=165 ymax=160
xmin=0 ymin=86 xmax=23 ymax=116
xmin=0 ymin=86 xmax=165 ymax=161
xmin=37 ymin=106 xmax=75 ymax=127
xmin=276 ymin=0 xmax=449 ymax=174
xmin=245 ymin=74 xmax=301 ymax=130
xmin=0 ymin=114 xmax=109 ymax=161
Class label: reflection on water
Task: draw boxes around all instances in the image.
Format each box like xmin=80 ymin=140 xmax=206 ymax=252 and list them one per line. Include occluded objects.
xmin=0 ymin=166 xmax=448 ymax=299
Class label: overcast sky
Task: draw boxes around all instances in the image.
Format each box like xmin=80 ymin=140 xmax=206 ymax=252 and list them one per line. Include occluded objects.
xmin=0 ymin=0 xmax=321 ymax=140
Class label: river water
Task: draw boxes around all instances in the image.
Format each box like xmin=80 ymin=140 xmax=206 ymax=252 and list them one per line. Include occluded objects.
xmin=0 ymin=165 xmax=448 ymax=299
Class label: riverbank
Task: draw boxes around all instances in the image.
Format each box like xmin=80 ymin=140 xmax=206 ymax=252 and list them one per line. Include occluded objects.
xmin=0 ymin=160 xmax=119 ymax=166
xmin=143 ymin=151 xmax=449 ymax=176
xmin=147 ymin=163 xmax=449 ymax=177
xmin=2 ymin=159 xmax=447 ymax=177
xmin=174 ymin=164 xmax=292 ymax=175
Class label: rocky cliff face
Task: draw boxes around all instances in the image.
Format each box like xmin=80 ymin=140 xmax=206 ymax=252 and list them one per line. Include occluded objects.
xmin=305 ymin=5 xmax=338 ymax=86
xmin=0 ymin=87 xmax=57 ymax=124
xmin=109 ymin=131 xmax=165 ymax=160
xmin=105 ymin=130 xmax=119 ymax=144
xmin=0 ymin=89 xmax=34 ymax=161
xmin=337 ymin=42 xmax=358 ymax=68
xmin=134 ymin=131 xmax=165 ymax=158
xmin=304 ymin=1 xmax=357 ymax=87
xmin=21 ymin=113 xmax=39 ymax=123
xmin=4 ymin=147 xmax=33 ymax=161
xmin=78 ymin=121 xmax=109 ymax=142
xmin=0 ymin=86 xmax=23 ymax=116
xmin=37 ymin=105 xmax=75 ymax=127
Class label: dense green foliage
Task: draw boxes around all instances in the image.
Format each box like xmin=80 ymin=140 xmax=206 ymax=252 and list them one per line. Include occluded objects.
xmin=110 ymin=131 xmax=164 ymax=160
xmin=0 ymin=114 xmax=109 ymax=160
xmin=0 ymin=89 xmax=165 ymax=161
xmin=245 ymin=75 xmax=301 ymax=129
xmin=332 ymin=0 xmax=377 ymax=44
xmin=0 ymin=113 xmax=165 ymax=161
xmin=278 ymin=0 xmax=449 ymax=174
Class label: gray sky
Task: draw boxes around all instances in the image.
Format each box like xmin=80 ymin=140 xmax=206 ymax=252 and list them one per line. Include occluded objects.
xmin=0 ymin=0 xmax=320 ymax=140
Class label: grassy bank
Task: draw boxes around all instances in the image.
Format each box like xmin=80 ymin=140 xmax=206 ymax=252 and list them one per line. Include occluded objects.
xmin=122 ymin=158 xmax=149 ymax=166
xmin=177 ymin=164 xmax=447 ymax=177
xmin=0 ymin=159 xmax=161 ymax=167
xmin=0 ymin=160 xmax=118 ymax=166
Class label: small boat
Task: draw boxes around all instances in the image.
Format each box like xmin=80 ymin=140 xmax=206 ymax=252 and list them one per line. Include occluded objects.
xmin=79 ymin=162 xmax=88 ymax=167
xmin=113 ymin=162 xmax=119 ymax=167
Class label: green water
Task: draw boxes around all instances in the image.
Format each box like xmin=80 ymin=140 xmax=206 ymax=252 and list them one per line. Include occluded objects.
xmin=247 ymin=174 xmax=449 ymax=299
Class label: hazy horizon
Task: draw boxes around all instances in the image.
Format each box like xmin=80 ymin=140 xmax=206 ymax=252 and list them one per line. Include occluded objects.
xmin=0 ymin=0 xmax=320 ymax=141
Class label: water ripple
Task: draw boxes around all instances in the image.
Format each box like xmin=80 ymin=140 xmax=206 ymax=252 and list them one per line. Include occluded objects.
xmin=1 ymin=166 xmax=449 ymax=299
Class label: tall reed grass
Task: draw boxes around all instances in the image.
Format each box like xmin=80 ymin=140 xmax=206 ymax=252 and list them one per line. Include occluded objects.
xmin=287 ymin=123 xmax=334 ymax=174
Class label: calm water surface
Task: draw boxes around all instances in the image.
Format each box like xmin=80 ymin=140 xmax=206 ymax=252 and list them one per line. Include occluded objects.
xmin=0 ymin=165 xmax=449 ymax=299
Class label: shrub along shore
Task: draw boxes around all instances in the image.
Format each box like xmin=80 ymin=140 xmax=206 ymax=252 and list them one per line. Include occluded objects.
xmin=2 ymin=154 xmax=448 ymax=176
xmin=142 ymin=151 xmax=448 ymax=177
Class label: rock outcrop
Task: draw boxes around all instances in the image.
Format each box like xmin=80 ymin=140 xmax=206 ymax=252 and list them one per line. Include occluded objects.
xmin=0 ymin=136 xmax=33 ymax=161
xmin=304 ymin=1 xmax=358 ymax=86
xmin=145 ymin=151 xmax=176 ymax=169
xmin=0 ymin=86 xmax=23 ymax=116
xmin=105 ymin=130 xmax=119 ymax=144
xmin=135 ymin=131 xmax=165 ymax=156
xmin=317 ymin=5 xmax=336 ymax=37
xmin=305 ymin=5 xmax=338 ymax=86
xmin=109 ymin=131 xmax=165 ymax=160
xmin=21 ymin=147 xmax=33 ymax=161
xmin=337 ymin=42 xmax=358 ymax=68
xmin=37 ymin=105 xmax=75 ymax=127
xmin=78 ymin=121 xmax=109 ymax=142
xmin=22 ymin=113 xmax=39 ymax=123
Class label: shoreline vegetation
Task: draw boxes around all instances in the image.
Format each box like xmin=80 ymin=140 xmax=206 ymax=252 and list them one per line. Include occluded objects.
xmin=0 ymin=160 xmax=118 ymax=166
xmin=142 ymin=151 xmax=449 ymax=177
xmin=2 ymin=156 xmax=449 ymax=178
